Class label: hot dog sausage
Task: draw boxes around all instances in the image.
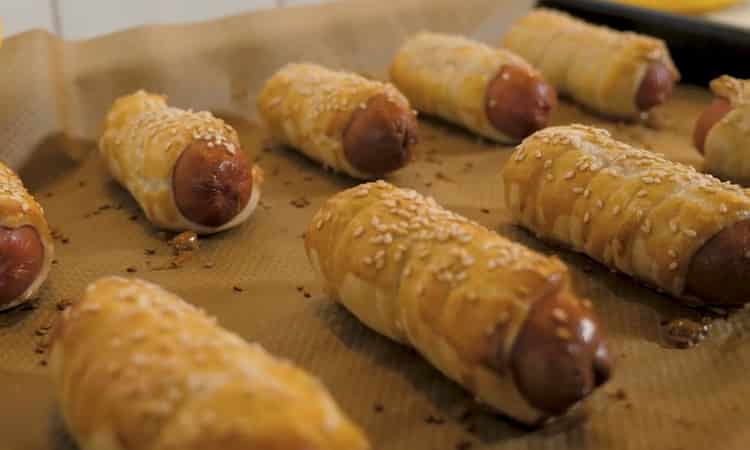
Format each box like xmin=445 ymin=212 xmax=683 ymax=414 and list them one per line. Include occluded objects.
xmin=172 ymin=140 xmax=254 ymax=228
xmin=0 ymin=225 xmax=44 ymax=307
xmin=636 ymin=62 xmax=677 ymax=112
xmin=693 ymin=97 xmax=733 ymax=153
xmin=342 ymin=93 xmax=417 ymax=176
xmin=511 ymin=288 xmax=611 ymax=415
xmin=485 ymin=65 xmax=558 ymax=141
xmin=686 ymin=219 xmax=750 ymax=305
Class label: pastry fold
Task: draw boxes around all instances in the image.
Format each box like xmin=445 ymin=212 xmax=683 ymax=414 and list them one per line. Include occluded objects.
xmin=99 ymin=90 xmax=263 ymax=234
xmin=503 ymin=8 xmax=678 ymax=119
xmin=258 ymin=63 xmax=413 ymax=179
xmin=50 ymin=276 xmax=370 ymax=450
xmin=503 ymin=124 xmax=750 ymax=300
xmin=703 ymin=76 xmax=750 ymax=183
xmin=390 ymin=32 xmax=537 ymax=143
xmin=0 ymin=162 xmax=53 ymax=310
xmin=305 ymin=181 xmax=577 ymax=424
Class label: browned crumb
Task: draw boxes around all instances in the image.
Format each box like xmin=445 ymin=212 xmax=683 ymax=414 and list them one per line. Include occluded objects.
xmin=435 ymin=171 xmax=456 ymax=183
xmin=144 ymin=249 xmax=156 ymax=256
xmin=203 ymin=262 xmax=215 ymax=269
xmin=56 ymin=299 xmax=72 ymax=311
xmin=373 ymin=403 xmax=384 ymax=413
xmin=233 ymin=286 xmax=244 ymax=293
xmin=480 ymin=208 xmax=490 ymax=214
xmin=126 ymin=267 xmax=137 ymax=273
xmin=425 ymin=415 xmax=444 ymax=425
xmin=169 ymin=231 xmax=199 ymax=253
xmin=290 ymin=197 xmax=311 ymax=208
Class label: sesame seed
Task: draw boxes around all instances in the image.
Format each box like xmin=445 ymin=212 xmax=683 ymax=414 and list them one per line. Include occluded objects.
xmin=720 ymin=203 xmax=728 ymax=214
xmin=669 ymin=261 xmax=678 ymax=271
xmin=582 ymin=299 xmax=593 ymax=309
xmin=572 ymin=187 xmax=584 ymax=194
xmin=637 ymin=190 xmax=648 ymax=198
xmin=552 ymin=308 xmax=568 ymax=322
xmin=544 ymin=160 xmax=553 ymax=169
xmin=669 ymin=219 xmax=679 ymax=233
xmin=596 ymin=199 xmax=604 ymax=209
xmin=363 ymin=257 xmax=373 ymax=265
xmin=612 ymin=205 xmax=621 ymax=215
xmin=668 ymin=249 xmax=677 ymax=258
xmin=583 ymin=212 xmax=590 ymax=224
xmin=583 ymin=188 xmax=591 ymax=198
xmin=535 ymin=151 xmax=542 ymax=159
xmin=546 ymin=173 xmax=554 ymax=181
xmin=564 ymin=171 xmax=575 ymax=180
xmin=683 ymin=229 xmax=697 ymax=237
xmin=353 ymin=226 xmax=364 ymax=237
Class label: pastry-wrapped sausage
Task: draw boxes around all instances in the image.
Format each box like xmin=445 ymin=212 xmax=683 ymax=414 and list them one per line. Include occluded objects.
xmin=305 ymin=181 xmax=611 ymax=425
xmin=50 ymin=276 xmax=370 ymax=450
xmin=258 ymin=63 xmax=417 ymax=179
xmin=390 ymin=32 xmax=557 ymax=143
xmin=100 ymin=91 xmax=263 ymax=234
xmin=0 ymin=162 xmax=53 ymax=311
xmin=503 ymin=124 xmax=750 ymax=306
xmin=694 ymin=75 xmax=750 ymax=184
xmin=503 ymin=9 xmax=679 ymax=119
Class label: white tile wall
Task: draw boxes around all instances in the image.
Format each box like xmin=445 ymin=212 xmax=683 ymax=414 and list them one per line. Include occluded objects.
xmin=0 ymin=0 xmax=329 ymax=40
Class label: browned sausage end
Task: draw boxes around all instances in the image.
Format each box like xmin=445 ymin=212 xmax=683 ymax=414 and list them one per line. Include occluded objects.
xmin=0 ymin=225 xmax=44 ymax=308
xmin=342 ymin=94 xmax=417 ymax=176
xmin=693 ymin=97 xmax=733 ymax=153
xmin=485 ymin=65 xmax=558 ymax=141
xmin=510 ymin=285 xmax=611 ymax=415
xmin=687 ymin=219 xmax=750 ymax=305
xmin=172 ymin=141 xmax=253 ymax=228
xmin=636 ymin=62 xmax=677 ymax=112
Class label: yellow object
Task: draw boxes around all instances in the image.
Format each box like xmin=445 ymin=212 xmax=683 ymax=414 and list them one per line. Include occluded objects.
xmin=611 ymin=0 xmax=739 ymax=14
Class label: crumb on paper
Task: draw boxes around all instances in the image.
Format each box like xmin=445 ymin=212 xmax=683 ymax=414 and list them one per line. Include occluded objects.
xmin=169 ymin=231 xmax=199 ymax=253
xmin=290 ymin=197 xmax=310 ymax=208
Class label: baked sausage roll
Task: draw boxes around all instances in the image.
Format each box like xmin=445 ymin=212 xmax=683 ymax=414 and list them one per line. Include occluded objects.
xmin=50 ymin=276 xmax=370 ymax=450
xmin=305 ymin=181 xmax=611 ymax=425
xmin=258 ymin=63 xmax=417 ymax=179
xmin=503 ymin=8 xmax=679 ymax=119
xmin=390 ymin=32 xmax=557 ymax=143
xmin=0 ymin=163 xmax=53 ymax=311
xmin=503 ymin=124 xmax=750 ymax=306
xmin=694 ymin=75 xmax=750 ymax=184
xmin=100 ymin=91 xmax=263 ymax=234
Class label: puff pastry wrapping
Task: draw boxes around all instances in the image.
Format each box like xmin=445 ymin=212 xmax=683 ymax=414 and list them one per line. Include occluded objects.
xmin=99 ymin=90 xmax=263 ymax=234
xmin=305 ymin=181 xmax=575 ymax=424
xmin=0 ymin=162 xmax=53 ymax=311
xmin=390 ymin=32 xmax=537 ymax=143
xmin=503 ymin=8 xmax=679 ymax=119
xmin=49 ymin=276 xmax=370 ymax=450
xmin=503 ymin=124 xmax=750 ymax=300
xmin=703 ymin=76 xmax=750 ymax=184
xmin=257 ymin=63 xmax=413 ymax=179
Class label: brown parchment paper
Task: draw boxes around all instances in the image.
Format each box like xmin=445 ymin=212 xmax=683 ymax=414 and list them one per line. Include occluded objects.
xmin=1 ymin=1 xmax=749 ymax=449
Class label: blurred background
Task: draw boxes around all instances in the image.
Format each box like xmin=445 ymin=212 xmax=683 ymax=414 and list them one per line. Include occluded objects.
xmin=0 ymin=0 xmax=750 ymax=40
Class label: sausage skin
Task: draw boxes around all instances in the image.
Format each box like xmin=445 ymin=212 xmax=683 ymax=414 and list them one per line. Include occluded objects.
xmin=693 ymin=97 xmax=733 ymax=153
xmin=510 ymin=285 xmax=611 ymax=415
xmin=687 ymin=219 xmax=750 ymax=305
xmin=0 ymin=225 xmax=44 ymax=307
xmin=172 ymin=140 xmax=253 ymax=228
xmin=485 ymin=65 xmax=558 ymax=141
xmin=342 ymin=93 xmax=417 ymax=176
xmin=636 ymin=62 xmax=677 ymax=112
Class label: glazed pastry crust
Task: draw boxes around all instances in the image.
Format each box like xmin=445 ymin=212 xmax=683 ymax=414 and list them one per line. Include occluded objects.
xmin=99 ymin=90 xmax=263 ymax=234
xmin=503 ymin=8 xmax=679 ymax=119
xmin=704 ymin=76 xmax=750 ymax=183
xmin=390 ymin=32 xmax=537 ymax=143
xmin=50 ymin=276 xmax=370 ymax=450
xmin=257 ymin=63 xmax=412 ymax=179
xmin=0 ymin=162 xmax=53 ymax=311
xmin=503 ymin=124 xmax=750 ymax=300
xmin=305 ymin=181 xmax=575 ymax=424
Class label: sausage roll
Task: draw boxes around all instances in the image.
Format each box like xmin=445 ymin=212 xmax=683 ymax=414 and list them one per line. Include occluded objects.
xmin=0 ymin=162 xmax=53 ymax=311
xmin=694 ymin=75 xmax=750 ymax=184
xmin=50 ymin=276 xmax=370 ymax=450
xmin=390 ymin=32 xmax=557 ymax=143
xmin=503 ymin=124 xmax=750 ymax=306
xmin=503 ymin=8 xmax=679 ymax=119
xmin=100 ymin=90 xmax=263 ymax=234
xmin=305 ymin=181 xmax=611 ymax=425
xmin=257 ymin=63 xmax=417 ymax=180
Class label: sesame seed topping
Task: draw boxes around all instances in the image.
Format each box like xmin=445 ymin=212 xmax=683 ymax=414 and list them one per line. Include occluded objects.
xmin=596 ymin=199 xmax=604 ymax=209
xmin=353 ymin=226 xmax=364 ymax=237
xmin=564 ymin=171 xmax=575 ymax=180
xmin=669 ymin=261 xmax=678 ymax=271
xmin=720 ymin=203 xmax=728 ymax=214
xmin=552 ymin=308 xmax=568 ymax=322
xmin=683 ymin=229 xmax=697 ymax=237
xmin=583 ymin=212 xmax=590 ymax=224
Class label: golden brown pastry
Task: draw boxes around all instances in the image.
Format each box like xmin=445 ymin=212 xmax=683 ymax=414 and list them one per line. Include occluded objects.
xmin=0 ymin=162 xmax=53 ymax=311
xmin=390 ymin=32 xmax=557 ymax=143
xmin=257 ymin=63 xmax=417 ymax=179
xmin=694 ymin=75 xmax=750 ymax=184
xmin=305 ymin=181 xmax=611 ymax=425
xmin=503 ymin=8 xmax=679 ymax=119
xmin=100 ymin=90 xmax=263 ymax=234
xmin=503 ymin=124 xmax=750 ymax=305
xmin=50 ymin=276 xmax=370 ymax=450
